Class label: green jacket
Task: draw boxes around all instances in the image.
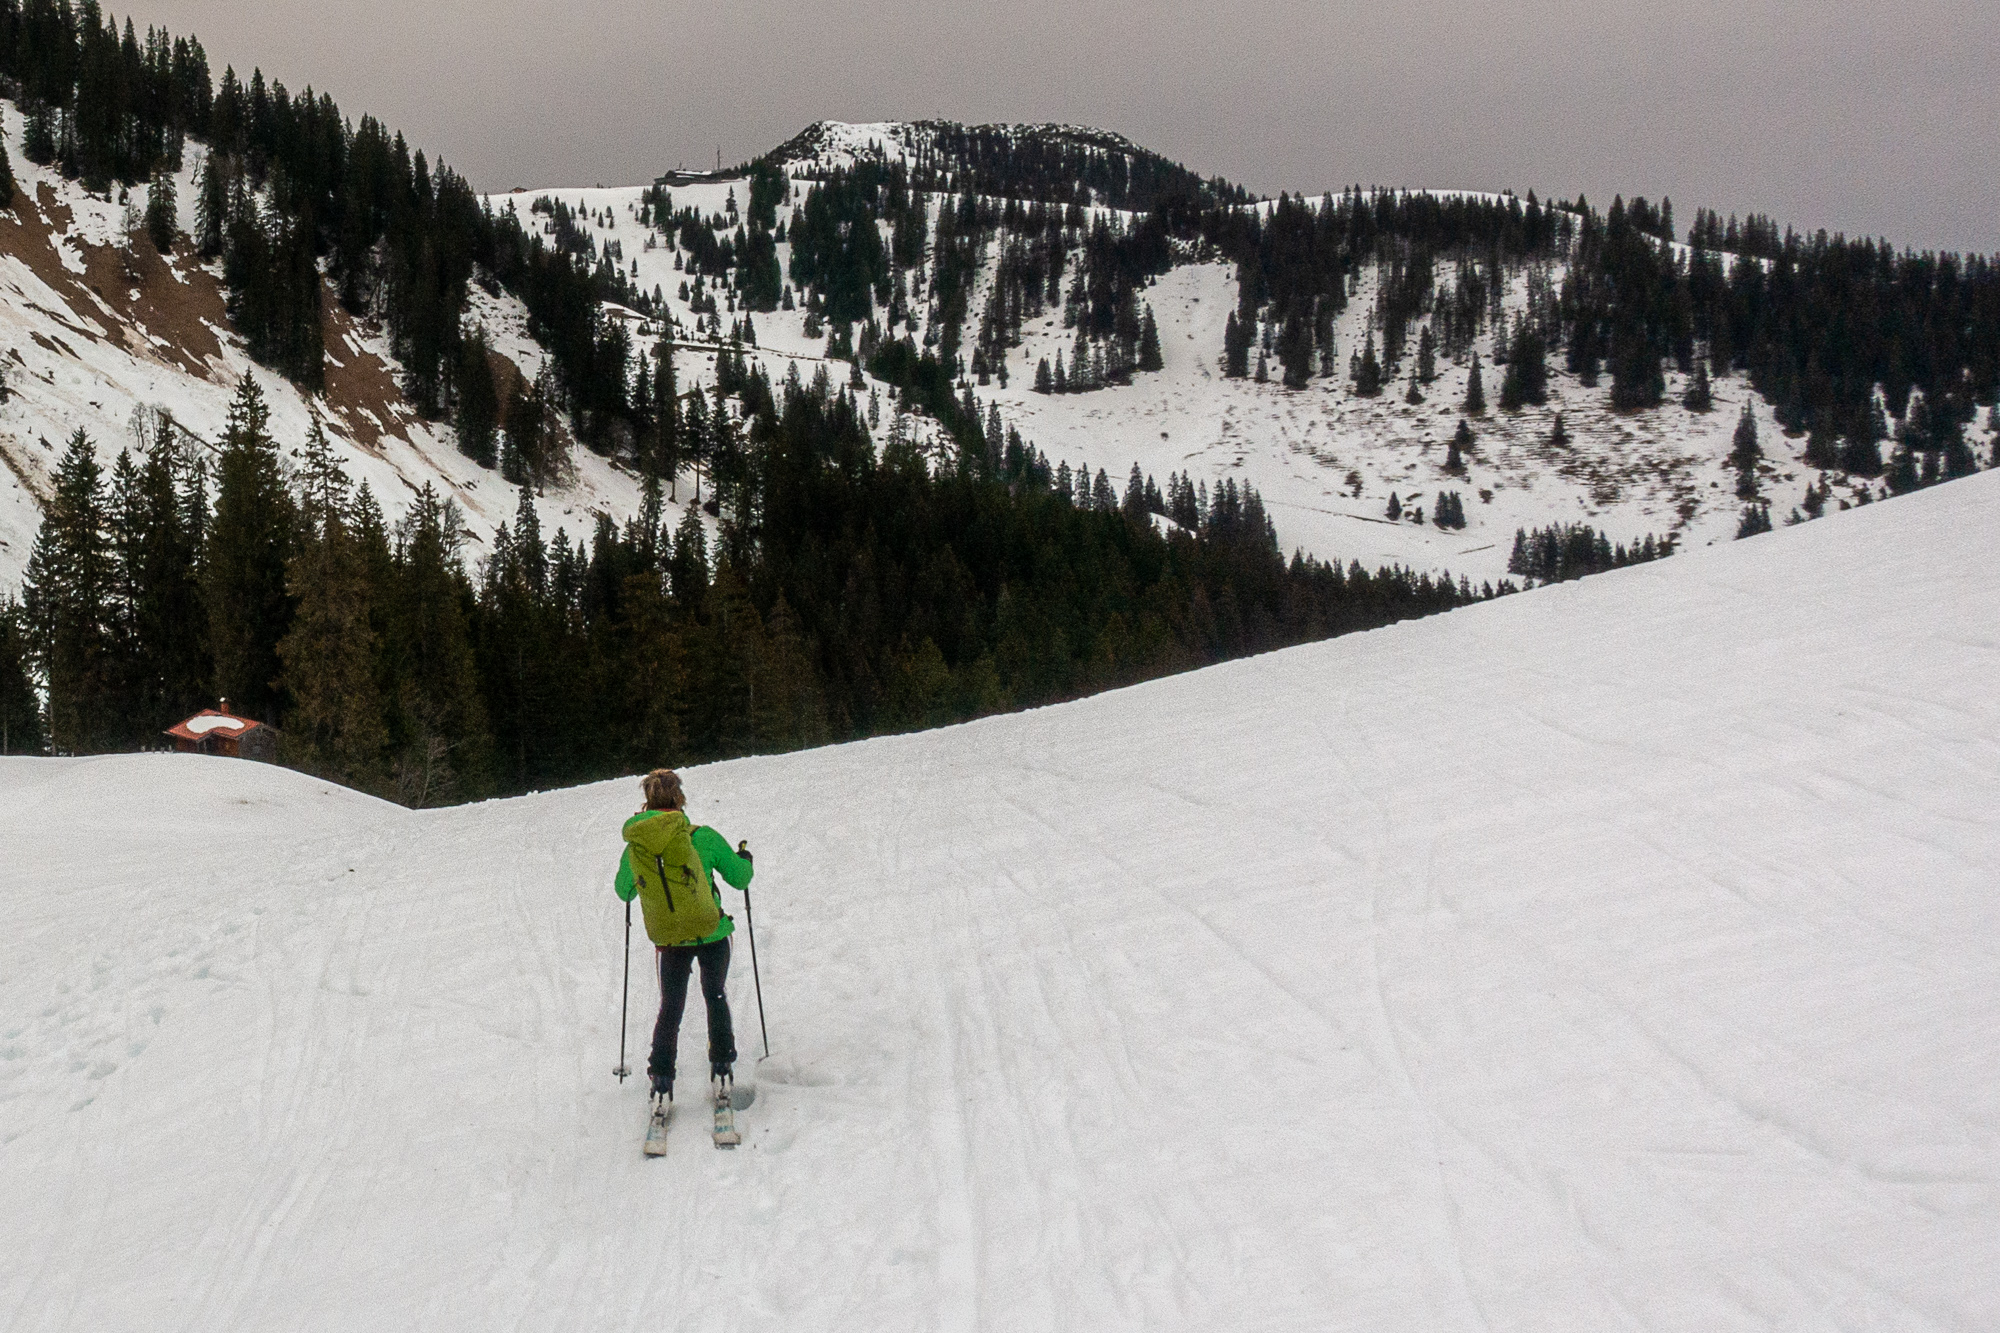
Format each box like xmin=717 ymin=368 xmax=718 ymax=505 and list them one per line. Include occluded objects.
xmin=613 ymin=813 xmax=754 ymax=946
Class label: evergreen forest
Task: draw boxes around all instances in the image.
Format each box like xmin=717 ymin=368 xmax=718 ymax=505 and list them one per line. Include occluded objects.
xmin=7 ymin=372 xmax=1484 ymax=801
xmin=2 ymin=3 xmax=1996 ymax=800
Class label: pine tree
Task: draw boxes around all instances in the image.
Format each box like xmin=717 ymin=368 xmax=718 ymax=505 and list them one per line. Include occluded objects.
xmin=1034 ymin=357 xmax=1054 ymax=394
xmin=1497 ymin=326 xmax=1547 ymax=409
xmin=1123 ymin=463 xmax=1147 ymax=521
xmin=21 ymin=104 xmax=56 ymax=167
xmin=23 ymin=432 xmax=117 ymax=753
xmin=140 ymin=422 xmax=212 ymax=724
xmin=1385 ymin=491 xmax=1402 ymax=521
xmin=1353 ymin=332 xmax=1383 ymax=396
xmin=1417 ymin=326 xmax=1437 ymax=384
xmin=755 ymin=593 xmax=827 ymax=751
xmin=385 ymin=485 xmax=490 ymax=806
xmin=1223 ymin=310 xmax=1250 ymax=378
xmin=108 ymin=418 xmax=212 ymax=738
xmin=0 ymin=135 xmax=15 ymax=211
xmin=1092 ymin=468 xmax=1117 ymax=511
xmin=1800 ymin=479 xmax=1827 ymax=519
xmin=453 ymin=329 xmax=500 ymax=468
xmin=205 ymin=377 xmax=294 ymax=724
xmin=1447 ymin=419 xmax=1474 ymax=473
xmin=0 ymin=598 xmax=44 ymax=755
xmin=650 ymin=341 xmax=681 ymax=493
xmin=1464 ymin=352 xmax=1486 ymax=414
xmin=1609 ymin=323 xmax=1667 ymax=411
xmin=145 ymin=164 xmax=177 ymax=253
xmin=277 ymin=418 xmax=387 ymax=788
xmin=613 ymin=546 xmax=687 ymax=768
xmin=1548 ymin=412 xmax=1571 ymax=448
xmin=503 ymin=368 xmax=569 ymax=492
xmin=1682 ymin=358 xmax=1713 ymax=412
xmin=1730 ymin=401 xmax=1761 ymax=499
xmin=194 ymin=149 xmax=229 ymax=259
xmin=104 ymin=449 xmax=153 ymax=743
xmin=1138 ymin=305 xmax=1163 ymax=372
xmin=669 ymin=503 xmax=709 ymax=609
xmin=1840 ymin=433 xmax=1884 ymax=477
xmin=1885 ymin=444 xmax=1920 ymax=494
xmin=1277 ymin=310 xmax=1313 ymax=389
xmin=1404 ymin=367 xmax=1423 ymax=404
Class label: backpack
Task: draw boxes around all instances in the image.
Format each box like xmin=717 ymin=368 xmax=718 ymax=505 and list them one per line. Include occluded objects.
xmin=624 ymin=810 xmax=721 ymax=947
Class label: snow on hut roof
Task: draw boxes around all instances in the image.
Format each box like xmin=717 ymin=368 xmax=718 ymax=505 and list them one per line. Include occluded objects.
xmin=165 ymin=710 xmax=265 ymax=742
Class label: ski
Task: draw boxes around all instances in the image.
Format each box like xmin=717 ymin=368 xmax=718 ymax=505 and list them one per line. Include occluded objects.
xmin=712 ymin=1079 xmax=742 ymax=1148
xmin=643 ymin=1096 xmax=672 ymax=1156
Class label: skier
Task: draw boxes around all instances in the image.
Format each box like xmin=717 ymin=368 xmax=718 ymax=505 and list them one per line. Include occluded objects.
xmin=614 ymin=768 xmax=755 ymax=1108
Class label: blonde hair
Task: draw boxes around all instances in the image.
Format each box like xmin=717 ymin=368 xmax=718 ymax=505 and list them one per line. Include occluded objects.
xmin=642 ymin=768 xmax=685 ymax=811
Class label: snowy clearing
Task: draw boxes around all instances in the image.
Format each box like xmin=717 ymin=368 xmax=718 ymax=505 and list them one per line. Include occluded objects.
xmin=3 ymin=449 xmax=1998 ymax=1330
xmin=497 ymin=141 xmax=1948 ymax=587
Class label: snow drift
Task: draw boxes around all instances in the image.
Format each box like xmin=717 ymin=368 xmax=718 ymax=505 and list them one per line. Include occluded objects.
xmin=3 ymin=472 xmax=1998 ymax=1330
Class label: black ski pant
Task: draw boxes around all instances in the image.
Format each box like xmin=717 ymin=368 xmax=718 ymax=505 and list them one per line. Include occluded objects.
xmin=649 ymin=937 xmax=735 ymax=1086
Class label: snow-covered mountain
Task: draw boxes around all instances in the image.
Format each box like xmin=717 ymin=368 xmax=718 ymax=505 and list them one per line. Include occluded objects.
xmin=4 ymin=464 xmax=1996 ymax=1329
xmin=3 ymin=113 xmax=1992 ymax=593
xmin=0 ymin=99 xmax=650 ymax=589
xmin=767 ymin=118 xmax=1169 ymax=177
xmin=501 ymin=121 xmax=1947 ymax=583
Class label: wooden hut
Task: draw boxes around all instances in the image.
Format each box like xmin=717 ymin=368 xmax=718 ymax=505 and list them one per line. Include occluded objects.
xmin=165 ymin=706 xmax=278 ymax=762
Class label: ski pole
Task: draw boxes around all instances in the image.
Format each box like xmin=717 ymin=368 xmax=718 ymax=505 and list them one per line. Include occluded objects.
xmin=615 ymin=896 xmax=633 ymax=1082
xmin=739 ymin=841 xmax=770 ymax=1059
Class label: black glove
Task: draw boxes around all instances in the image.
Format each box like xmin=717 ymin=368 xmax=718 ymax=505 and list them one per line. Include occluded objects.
xmin=737 ymin=840 xmax=753 ymax=865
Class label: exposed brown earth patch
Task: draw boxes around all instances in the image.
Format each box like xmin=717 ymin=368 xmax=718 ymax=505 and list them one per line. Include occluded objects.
xmin=487 ymin=346 xmax=525 ymax=403
xmin=0 ymin=433 xmax=50 ymax=504
xmin=316 ymin=294 xmax=418 ymax=452
xmin=0 ymin=185 xmax=112 ymax=346
xmin=0 ymin=182 xmax=235 ymax=380
xmin=0 ymin=179 xmax=447 ymax=456
xmin=75 ymin=232 xmax=228 ymax=375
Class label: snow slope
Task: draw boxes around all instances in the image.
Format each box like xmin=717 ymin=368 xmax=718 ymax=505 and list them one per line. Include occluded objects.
xmin=5 ymin=471 xmax=1999 ymax=1329
xmin=507 ymin=131 xmax=1998 ymax=584
xmin=0 ymin=100 xmax=649 ymax=590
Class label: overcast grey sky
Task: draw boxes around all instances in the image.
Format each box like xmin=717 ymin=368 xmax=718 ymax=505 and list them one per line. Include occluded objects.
xmin=137 ymin=0 xmax=1998 ymax=252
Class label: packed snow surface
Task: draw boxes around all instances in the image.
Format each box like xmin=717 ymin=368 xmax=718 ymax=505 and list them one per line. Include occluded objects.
xmin=5 ymin=475 xmax=2000 ymax=1330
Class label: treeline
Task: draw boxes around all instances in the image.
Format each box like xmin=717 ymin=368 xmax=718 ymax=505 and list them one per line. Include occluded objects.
xmin=0 ymin=0 xmax=208 ymax=190
xmin=766 ymin=156 xmax=1186 ymax=410
xmin=1201 ymin=186 xmax=2000 ymax=495
xmin=0 ymin=0 xmax=655 ymax=457
xmin=776 ymin=120 xmax=1251 ymax=214
xmin=5 ymin=371 xmax=1490 ymax=793
xmin=1507 ymin=523 xmax=1674 ymax=584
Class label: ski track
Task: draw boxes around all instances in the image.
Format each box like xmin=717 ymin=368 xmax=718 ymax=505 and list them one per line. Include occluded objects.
xmin=5 ymin=473 xmax=2000 ymax=1329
